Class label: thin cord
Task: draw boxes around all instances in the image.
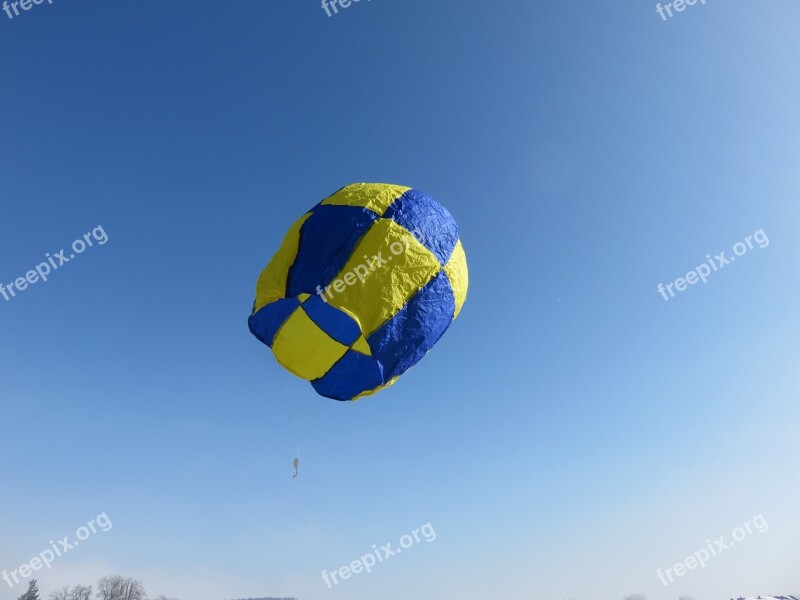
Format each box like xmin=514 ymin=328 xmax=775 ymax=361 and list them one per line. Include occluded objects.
xmin=269 ymin=354 xmax=331 ymax=455
xmin=268 ymin=335 xmax=357 ymax=471
xmin=300 ymin=396 xmax=328 ymax=441
xmin=270 ymin=354 xmax=298 ymax=444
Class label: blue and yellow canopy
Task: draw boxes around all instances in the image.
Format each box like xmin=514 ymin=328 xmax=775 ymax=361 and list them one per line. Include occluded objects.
xmin=249 ymin=183 xmax=468 ymax=401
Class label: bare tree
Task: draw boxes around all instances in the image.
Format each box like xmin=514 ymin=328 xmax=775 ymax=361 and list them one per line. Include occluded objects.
xmin=96 ymin=577 xmax=123 ymax=600
xmin=68 ymin=586 xmax=92 ymax=600
xmin=118 ymin=578 xmax=145 ymax=600
xmin=49 ymin=588 xmax=69 ymax=600
xmin=96 ymin=577 xmax=143 ymax=600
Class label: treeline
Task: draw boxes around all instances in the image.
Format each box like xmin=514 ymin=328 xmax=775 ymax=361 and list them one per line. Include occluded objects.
xmin=14 ymin=577 xmax=176 ymax=600
xmin=622 ymin=596 xmax=695 ymax=600
xmin=15 ymin=580 xmax=296 ymax=600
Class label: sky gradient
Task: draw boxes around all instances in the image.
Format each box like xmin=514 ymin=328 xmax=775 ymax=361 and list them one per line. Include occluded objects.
xmin=1 ymin=1 xmax=799 ymax=599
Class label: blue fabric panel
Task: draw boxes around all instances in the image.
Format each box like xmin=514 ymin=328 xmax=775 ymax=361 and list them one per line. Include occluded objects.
xmin=286 ymin=204 xmax=378 ymax=297
xmin=383 ymin=189 xmax=459 ymax=266
xmin=312 ymin=350 xmax=385 ymax=401
xmin=368 ymin=271 xmax=456 ymax=380
xmin=301 ymin=295 xmax=361 ymax=347
xmin=248 ymin=298 xmax=301 ymax=347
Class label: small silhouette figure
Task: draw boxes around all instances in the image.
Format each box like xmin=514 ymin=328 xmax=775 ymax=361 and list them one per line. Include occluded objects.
xmin=293 ymin=456 xmax=300 ymax=479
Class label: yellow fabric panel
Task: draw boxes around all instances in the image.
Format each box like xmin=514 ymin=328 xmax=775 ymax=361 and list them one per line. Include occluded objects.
xmin=272 ymin=308 xmax=348 ymax=381
xmin=444 ymin=239 xmax=468 ymax=319
xmin=298 ymin=293 xmax=311 ymax=303
xmin=253 ymin=212 xmax=312 ymax=313
xmin=353 ymin=376 xmax=400 ymax=401
xmin=351 ymin=335 xmax=372 ymax=356
xmin=326 ymin=219 xmax=441 ymax=336
xmin=321 ymin=183 xmax=411 ymax=216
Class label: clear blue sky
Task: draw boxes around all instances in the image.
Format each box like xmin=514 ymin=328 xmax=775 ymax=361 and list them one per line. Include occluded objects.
xmin=1 ymin=1 xmax=799 ymax=599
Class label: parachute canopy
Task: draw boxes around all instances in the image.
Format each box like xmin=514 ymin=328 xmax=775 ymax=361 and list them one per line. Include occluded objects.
xmin=249 ymin=183 xmax=468 ymax=401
